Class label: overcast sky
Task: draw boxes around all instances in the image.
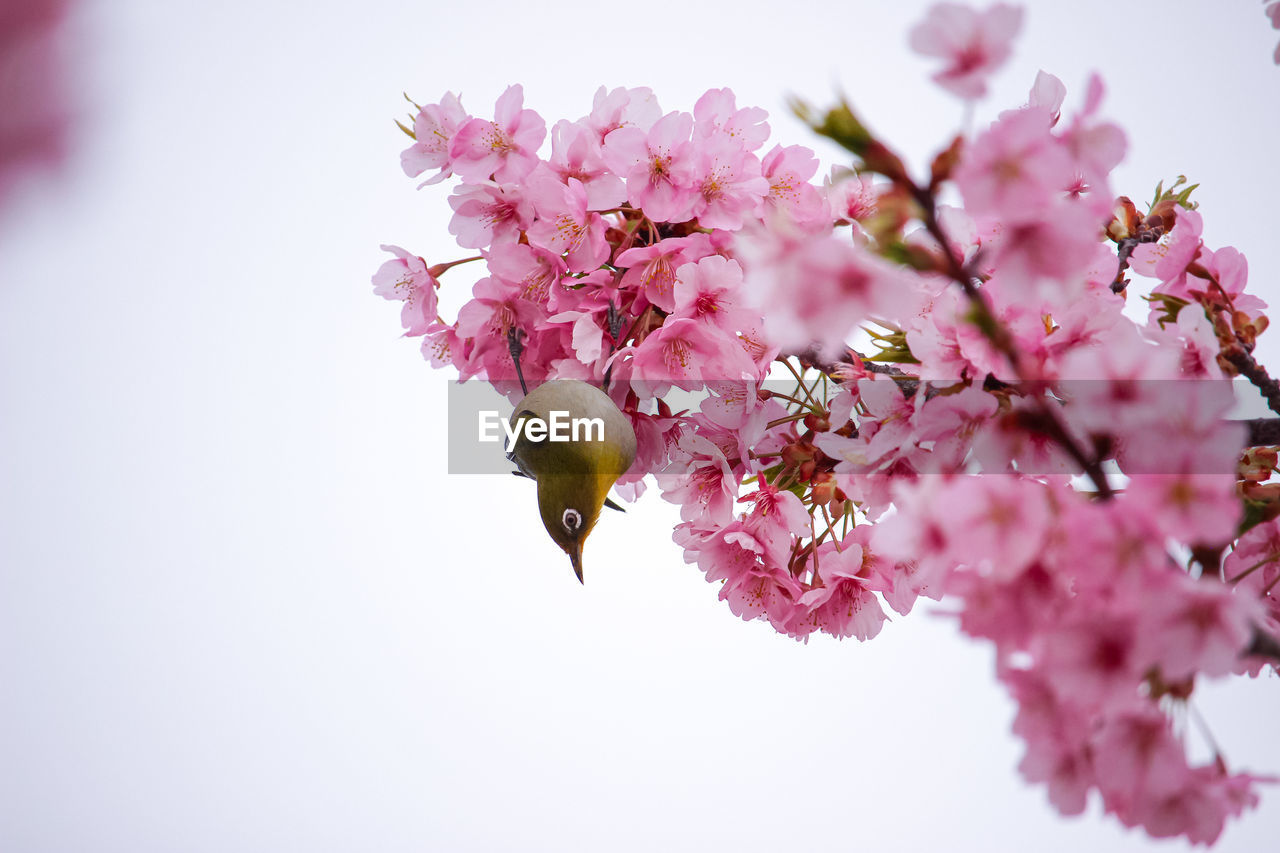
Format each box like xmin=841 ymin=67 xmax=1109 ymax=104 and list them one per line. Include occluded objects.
xmin=2 ymin=2 xmax=1279 ymax=851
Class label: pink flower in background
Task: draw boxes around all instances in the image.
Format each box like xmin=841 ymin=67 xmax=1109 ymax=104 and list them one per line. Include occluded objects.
xmin=954 ymin=106 xmax=1074 ymax=223
xmin=825 ymin=168 xmax=878 ymax=225
xmin=0 ymin=0 xmax=72 ymax=203
xmin=736 ymin=217 xmax=922 ymax=354
xmin=1138 ymin=578 xmax=1261 ymax=679
xmin=1059 ymin=74 xmax=1127 ymax=217
xmin=449 ymin=85 xmax=546 ymax=183
xmin=1021 ymin=70 xmax=1067 ymax=125
xmin=1268 ymin=2 xmax=1280 ymax=63
xmin=1039 ymin=612 xmax=1143 ymax=705
xmin=908 ymin=2 xmax=1024 ymax=99
xmin=1124 ymin=470 xmax=1241 ymax=546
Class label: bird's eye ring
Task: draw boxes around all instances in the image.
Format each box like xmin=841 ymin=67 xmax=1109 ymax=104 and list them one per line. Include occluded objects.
xmin=562 ymin=508 xmax=582 ymax=532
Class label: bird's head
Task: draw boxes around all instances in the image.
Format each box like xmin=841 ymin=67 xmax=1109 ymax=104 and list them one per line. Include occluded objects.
xmin=535 ymin=474 xmax=611 ymax=583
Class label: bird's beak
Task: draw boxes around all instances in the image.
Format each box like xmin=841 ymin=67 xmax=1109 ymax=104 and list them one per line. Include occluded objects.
xmin=569 ymin=543 xmax=584 ymax=584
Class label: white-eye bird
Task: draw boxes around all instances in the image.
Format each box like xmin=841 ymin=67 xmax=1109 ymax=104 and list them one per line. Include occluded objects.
xmin=507 ymin=379 xmax=637 ymax=583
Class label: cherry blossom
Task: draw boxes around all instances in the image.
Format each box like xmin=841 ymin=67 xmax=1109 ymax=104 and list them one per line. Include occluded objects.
xmin=908 ymin=2 xmax=1024 ymax=99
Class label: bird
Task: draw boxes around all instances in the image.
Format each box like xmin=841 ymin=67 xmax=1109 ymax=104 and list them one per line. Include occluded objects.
xmin=506 ymin=379 xmax=637 ymax=583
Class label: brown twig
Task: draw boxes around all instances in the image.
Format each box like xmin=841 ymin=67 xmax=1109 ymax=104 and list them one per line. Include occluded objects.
xmin=1245 ymin=628 xmax=1280 ymax=664
xmin=1224 ymin=347 xmax=1280 ymax=417
xmin=1243 ymin=418 xmax=1280 ymax=446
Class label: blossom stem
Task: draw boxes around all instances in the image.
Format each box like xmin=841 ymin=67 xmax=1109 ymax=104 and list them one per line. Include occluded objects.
xmin=767 ymin=390 xmax=822 ymax=412
xmin=904 ymin=178 xmax=1116 ymax=500
xmin=819 ymin=503 xmax=842 ymax=554
xmin=766 ymin=413 xmax=809 ymax=430
xmin=1226 ymin=552 xmax=1280 ymax=584
xmin=430 ymin=255 xmax=483 ymax=275
xmin=780 ymin=357 xmax=823 ymax=410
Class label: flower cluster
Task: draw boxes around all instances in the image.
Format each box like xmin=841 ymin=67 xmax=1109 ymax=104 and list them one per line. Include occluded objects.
xmin=375 ymin=3 xmax=1280 ymax=844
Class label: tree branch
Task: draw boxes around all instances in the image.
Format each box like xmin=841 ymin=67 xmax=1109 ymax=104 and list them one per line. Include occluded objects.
xmin=1243 ymin=418 xmax=1280 ymax=446
xmin=1245 ymin=628 xmax=1280 ymax=664
xmin=1224 ymin=347 xmax=1280 ymax=417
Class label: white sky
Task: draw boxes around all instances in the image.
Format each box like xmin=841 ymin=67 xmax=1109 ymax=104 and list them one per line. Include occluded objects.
xmin=2 ymin=1 xmax=1279 ymax=851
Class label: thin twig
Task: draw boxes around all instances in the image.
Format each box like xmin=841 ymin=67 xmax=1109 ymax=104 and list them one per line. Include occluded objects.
xmin=1225 ymin=347 xmax=1280 ymax=417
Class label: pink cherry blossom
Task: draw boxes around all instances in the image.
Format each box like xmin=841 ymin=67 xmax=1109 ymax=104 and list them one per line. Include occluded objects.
xmin=676 ymin=133 xmax=770 ymax=230
xmin=1123 ymin=472 xmax=1241 ymax=546
xmin=760 ymin=144 xmax=827 ymax=226
xmin=419 ymin=321 xmax=462 ymax=370
xmin=1059 ymin=74 xmax=1127 ymax=218
xmin=485 ymin=241 xmax=566 ymax=308
xmin=579 ymin=85 xmax=662 ymax=142
xmin=825 ymin=168 xmax=878 ymax=225
xmin=601 ymin=110 xmax=697 ymax=222
xmin=742 ymin=481 xmax=812 ymax=566
xmin=401 ymin=92 xmax=469 ymax=185
xmin=454 ymin=276 xmax=546 ymax=380
xmin=692 ymin=87 xmax=770 ymax=151
xmin=626 ymin=318 xmax=758 ymax=397
xmin=1129 ymin=206 xmax=1203 ymax=293
xmin=735 ymin=216 xmax=922 ymax=355
xmin=546 ymin=118 xmax=626 ymax=210
xmin=1138 ymin=577 xmax=1262 ymax=680
xmin=447 ymin=181 xmax=533 ymax=248
xmin=908 ymin=3 xmax=1024 ymax=99
xmin=696 ymin=522 xmax=801 ymax=631
xmin=524 ymin=170 xmax=610 ymax=273
xmin=449 ymin=85 xmax=546 ymax=183
xmin=789 ymin=541 xmax=888 ymax=641
xmin=1038 ymin=611 xmax=1143 ymax=705
xmin=658 ymin=432 xmax=739 ymax=525
xmin=371 ymin=244 xmax=438 ymax=336
xmin=954 ymin=106 xmax=1075 ymax=223
xmin=615 ymin=233 xmax=716 ymax=312
xmin=670 ymin=255 xmax=757 ymax=333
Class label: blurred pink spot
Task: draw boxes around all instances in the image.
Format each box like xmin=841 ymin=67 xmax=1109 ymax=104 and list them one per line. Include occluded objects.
xmin=0 ymin=0 xmax=71 ymax=203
